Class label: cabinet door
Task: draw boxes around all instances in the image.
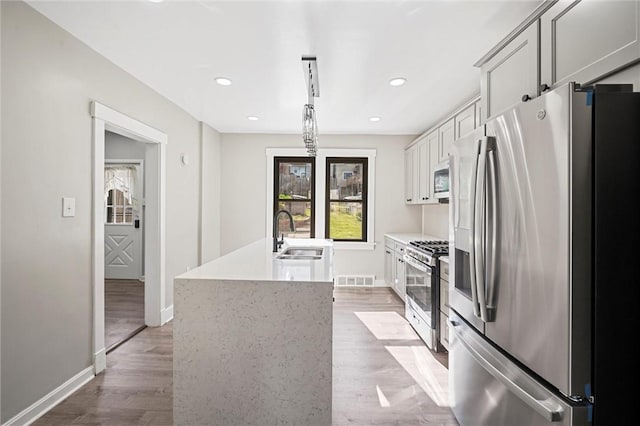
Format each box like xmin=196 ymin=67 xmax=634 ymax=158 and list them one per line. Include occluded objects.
xmin=428 ymin=130 xmax=439 ymax=201
xmin=540 ymin=0 xmax=640 ymax=89
xmin=455 ymin=104 xmax=476 ymax=140
xmin=384 ymin=245 xmax=394 ymax=286
xmin=417 ymin=139 xmax=430 ymax=203
xmin=404 ymin=148 xmax=415 ymax=204
xmin=474 ymin=100 xmax=482 ymax=128
xmin=395 ymin=254 xmax=406 ymax=299
xmin=481 ymin=23 xmax=539 ymax=122
xmin=438 ymin=118 xmax=455 ymax=163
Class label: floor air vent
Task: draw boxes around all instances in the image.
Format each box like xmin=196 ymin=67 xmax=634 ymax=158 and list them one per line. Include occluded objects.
xmin=334 ymin=275 xmax=375 ymax=287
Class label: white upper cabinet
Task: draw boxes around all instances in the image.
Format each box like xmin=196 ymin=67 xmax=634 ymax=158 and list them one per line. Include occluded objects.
xmin=404 ymin=145 xmax=418 ymax=204
xmin=427 ymin=130 xmax=440 ymax=201
xmin=438 ymin=117 xmax=456 ymax=164
xmin=479 ymin=0 xmax=640 ymax=122
xmin=417 ymin=138 xmax=430 ymax=203
xmin=540 ymin=0 xmax=640 ymax=90
xmin=405 ymin=99 xmax=477 ymax=206
xmin=480 ymin=23 xmax=539 ymax=122
xmin=474 ymin=99 xmax=483 ymax=127
xmin=455 ymin=103 xmax=476 ymax=140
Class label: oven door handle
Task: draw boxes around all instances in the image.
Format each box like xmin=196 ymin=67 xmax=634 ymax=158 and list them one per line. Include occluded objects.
xmin=403 ymin=254 xmax=431 ymax=274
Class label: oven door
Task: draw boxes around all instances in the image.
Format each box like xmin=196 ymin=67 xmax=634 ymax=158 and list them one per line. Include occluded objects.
xmin=404 ymin=256 xmax=435 ymax=328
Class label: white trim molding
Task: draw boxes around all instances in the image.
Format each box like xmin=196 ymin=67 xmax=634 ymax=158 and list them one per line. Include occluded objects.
xmin=265 ymin=148 xmax=377 ymax=250
xmin=161 ymin=304 xmax=174 ymax=324
xmin=2 ymin=367 xmax=94 ymax=426
xmin=93 ymin=348 xmax=106 ymax=375
xmin=91 ymin=101 xmax=167 ymax=375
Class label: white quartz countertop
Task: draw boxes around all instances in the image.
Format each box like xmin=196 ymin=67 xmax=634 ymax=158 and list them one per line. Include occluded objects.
xmin=440 ymin=255 xmax=449 ymax=264
xmin=175 ymin=238 xmax=334 ymax=283
xmin=384 ymin=232 xmax=445 ymax=245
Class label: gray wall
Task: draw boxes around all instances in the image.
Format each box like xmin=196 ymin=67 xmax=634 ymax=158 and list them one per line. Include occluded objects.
xmin=105 ymin=131 xmax=147 ymax=160
xmin=219 ymin=133 xmax=422 ymax=281
xmin=201 ymin=123 xmax=222 ymax=263
xmin=0 ymin=2 xmax=203 ymax=421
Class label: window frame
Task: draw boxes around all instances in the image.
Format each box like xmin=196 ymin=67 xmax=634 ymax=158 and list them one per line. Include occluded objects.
xmin=273 ymin=156 xmax=316 ymax=238
xmin=265 ymin=148 xmax=376 ymax=251
xmin=325 ymin=157 xmax=368 ymax=242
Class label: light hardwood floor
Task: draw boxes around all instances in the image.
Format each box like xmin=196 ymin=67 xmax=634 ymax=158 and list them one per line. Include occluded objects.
xmin=105 ymin=279 xmax=145 ymax=351
xmin=35 ymin=287 xmax=457 ymax=425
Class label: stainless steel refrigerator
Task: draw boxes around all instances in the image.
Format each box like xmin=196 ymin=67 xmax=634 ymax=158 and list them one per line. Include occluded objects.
xmin=448 ymin=82 xmax=640 ymax=425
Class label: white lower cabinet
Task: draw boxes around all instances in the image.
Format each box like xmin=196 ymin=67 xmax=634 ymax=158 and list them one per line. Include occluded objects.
xmin=384 ymin=237 xmax=407 ymax=301
xmin=394 ymin=252 xmax=406 ymax=299
xmin=384 ymin=242 xmax=394 ymax=286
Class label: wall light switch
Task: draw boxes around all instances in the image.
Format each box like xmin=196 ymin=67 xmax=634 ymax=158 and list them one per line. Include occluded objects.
xmin=62 ymin=197 xmax=76 ymax=217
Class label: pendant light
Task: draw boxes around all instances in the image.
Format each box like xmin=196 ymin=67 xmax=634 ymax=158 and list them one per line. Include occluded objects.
xmin=302 ymin=56 xmax=319 ymax=156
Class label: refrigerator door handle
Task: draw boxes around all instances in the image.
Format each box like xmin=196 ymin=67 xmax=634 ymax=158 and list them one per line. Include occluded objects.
xmin=486 ymin=149 xmax=497 ymax=320
xmin=449 ymin=318 xmax=565 ymax=422
xmin=475 ymin=137 xmax=489 ymax=322
xmin=468 ymin=138 xmax=482 ymax=318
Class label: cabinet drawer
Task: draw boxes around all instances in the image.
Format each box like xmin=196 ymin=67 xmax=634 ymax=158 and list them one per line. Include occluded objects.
xmin=440 ymin=279 xmax=449 ymax=316
xmin=394 ymin=242 xmax=406 ymax=255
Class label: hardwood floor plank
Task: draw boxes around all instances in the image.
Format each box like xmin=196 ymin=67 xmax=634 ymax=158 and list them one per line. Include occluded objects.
xmin=36 ymin=288 xmax=457 ymax=425
xmin=105 ymin=279 xmax=145 ymax=350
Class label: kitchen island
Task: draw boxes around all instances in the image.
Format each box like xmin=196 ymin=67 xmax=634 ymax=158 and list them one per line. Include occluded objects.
xmin=173 ymin=238 xmax=334 ymax=426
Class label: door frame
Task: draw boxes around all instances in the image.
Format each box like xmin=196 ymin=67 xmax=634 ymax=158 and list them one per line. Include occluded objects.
xmin=91 ymin=102 xmax=167 ymax=374
xmin=104 ymin=159 xmax=144 ymax=281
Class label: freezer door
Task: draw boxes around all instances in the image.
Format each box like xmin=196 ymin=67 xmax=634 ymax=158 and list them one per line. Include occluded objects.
xmin=483 ymin=83 xmax=592 ymax=397
xmin=449 ymin=126 xmax=486 ymax=333
xmin=449 ymin=313 xmax=589 ymax=426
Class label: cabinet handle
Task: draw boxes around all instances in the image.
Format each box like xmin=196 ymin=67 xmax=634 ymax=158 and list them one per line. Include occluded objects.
xmin=406 ymin=198 xmax=412 ymax=202
xmin=540 ymin=83 xmax=550 ymax=93
xmin=385 ymin=250 xmax=391 ymax=254
xmin=521 ymin=94 xmax=532 ymax=102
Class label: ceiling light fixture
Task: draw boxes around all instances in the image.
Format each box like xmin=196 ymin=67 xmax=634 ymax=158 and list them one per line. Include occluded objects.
xmin=369 ymin=116 xmax=381 ymax=122
xmin=389 ymin=77 xmax=407 ymax=87
xmin=302 ymin=56 xmax=320 ymax=157
xmin=247 ymin=116 xmax=259 ymax=121
xmin=215 ymin=77 xmax=232 ymax=86
xmin=148 ymin=0 xmax=165 ymax=3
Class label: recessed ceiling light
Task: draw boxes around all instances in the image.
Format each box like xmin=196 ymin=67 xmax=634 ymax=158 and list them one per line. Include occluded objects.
xmin=148 ymin=0 xmax=164 ymax=3
xmin=369 ymin=116 xmax=381 ymax=122
xmin=215 ymin=77 xmax=232 ymax=86
xmin=247 ymin=116 xmax=259 ymax=121
xmin=389 ymin=77 xmax=407 ymax=87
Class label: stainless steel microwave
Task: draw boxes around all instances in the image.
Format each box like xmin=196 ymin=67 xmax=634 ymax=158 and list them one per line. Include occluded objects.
xmin=433 ymin=162 xmax=449 ymax=199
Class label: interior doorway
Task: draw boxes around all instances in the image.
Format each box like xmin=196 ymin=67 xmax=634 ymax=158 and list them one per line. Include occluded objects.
xmin=91 ymin=102 xmax=167 ymax=374
xmin=104 ymin=148 xmax=146 ymax=352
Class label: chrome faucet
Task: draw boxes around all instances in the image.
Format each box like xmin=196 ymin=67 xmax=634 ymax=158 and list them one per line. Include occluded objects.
xmin=273 ymin=209 xmax=295 ymax=252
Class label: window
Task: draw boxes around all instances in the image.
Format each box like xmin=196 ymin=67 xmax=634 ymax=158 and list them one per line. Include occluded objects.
xmin=105 ymin=189 xmax=133 ymax=224
xmin=325 ymin=157 xmax=368 ymax=241
xmin=104 ymin=165 xmax=137 ymax=225
xmin=274 ymin=157 xmax=315 ymax=238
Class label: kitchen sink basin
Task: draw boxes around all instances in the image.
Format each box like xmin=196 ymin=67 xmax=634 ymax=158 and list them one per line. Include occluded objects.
xmin=276 ymin=247 xmax=324 ymax=260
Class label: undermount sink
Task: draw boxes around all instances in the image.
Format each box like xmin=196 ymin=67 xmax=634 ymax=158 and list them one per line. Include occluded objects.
xmin=276 ymin=247 xmax=324 ymax=260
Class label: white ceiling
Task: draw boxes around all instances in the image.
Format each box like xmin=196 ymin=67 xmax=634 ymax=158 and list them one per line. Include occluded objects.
xmin=27 ymin=0 xmax=540 ymax=135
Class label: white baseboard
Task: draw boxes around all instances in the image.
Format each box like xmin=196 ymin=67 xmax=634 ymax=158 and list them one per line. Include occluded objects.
xmin=161 ymin=304 xmax=173 ymax=324
xmin=94 ymin=348 xmax=106 ymax=374
xmin=3 ymin=366 xmax=94 ymax=426
xmin=374 ymin=279 xmax=389 ymax=287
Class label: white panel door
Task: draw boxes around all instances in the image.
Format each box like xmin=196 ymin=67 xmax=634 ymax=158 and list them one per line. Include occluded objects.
xmin=105 ymin=225 xmax=141 ymax=279
xmin=104 ymin=162 xmax=143 ymax=279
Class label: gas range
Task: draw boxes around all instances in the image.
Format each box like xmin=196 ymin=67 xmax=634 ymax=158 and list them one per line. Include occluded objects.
xmin=405 ymin=240 xmax=449 ymax=267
